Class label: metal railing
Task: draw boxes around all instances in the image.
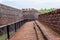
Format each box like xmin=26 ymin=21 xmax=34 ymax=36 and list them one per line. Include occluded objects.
xmin=0 ymin=19 xmax=29 ymax=40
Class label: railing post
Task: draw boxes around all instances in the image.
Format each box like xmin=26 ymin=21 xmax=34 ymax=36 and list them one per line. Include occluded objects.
xmin=18 ymin=22 xmax=20 ymax=28
xmin=6 ymin=25 xmax=10 ymax=40
xmin=15 ymin=23 xmax=17 ymax=32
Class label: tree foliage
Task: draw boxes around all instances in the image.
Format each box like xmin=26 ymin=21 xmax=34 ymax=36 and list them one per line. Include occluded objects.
xmin=38 ymin=8 xmax=56 ymax=14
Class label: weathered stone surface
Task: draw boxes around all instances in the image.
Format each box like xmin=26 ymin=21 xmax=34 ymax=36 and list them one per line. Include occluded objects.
xmin=38 ymin=9 xmax=60 ymax=34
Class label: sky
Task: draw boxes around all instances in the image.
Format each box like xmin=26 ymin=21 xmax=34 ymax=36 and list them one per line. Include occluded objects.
xmin=0 ymin=0 xmax=60 ymax=10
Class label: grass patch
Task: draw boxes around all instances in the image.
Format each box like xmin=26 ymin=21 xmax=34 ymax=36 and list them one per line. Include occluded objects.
xmin=0 ymin=31 xmax=14 ymax=40
xmin=0 ymin=34 xmax=7 ymax=40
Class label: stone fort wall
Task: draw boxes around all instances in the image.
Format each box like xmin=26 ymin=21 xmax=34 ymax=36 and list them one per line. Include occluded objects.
xmin=38 ymin=9 xmax=60 ymax=34
xmin=0 ymin=4 xmax=38 ymax=25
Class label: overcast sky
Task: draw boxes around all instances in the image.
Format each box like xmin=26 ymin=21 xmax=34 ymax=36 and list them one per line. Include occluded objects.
xmin=0 ymin=0 xmax=60 ymax=10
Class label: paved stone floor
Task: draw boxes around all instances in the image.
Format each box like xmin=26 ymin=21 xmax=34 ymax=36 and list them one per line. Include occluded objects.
xmin=9 ymin=21 xmax=60 ymax=40
xmin=9 ymin=21 xmax=37 ymax=40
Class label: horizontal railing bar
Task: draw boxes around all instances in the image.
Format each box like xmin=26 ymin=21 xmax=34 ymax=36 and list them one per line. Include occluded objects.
xmin=0 ymin=19 xmax=25 ymax=28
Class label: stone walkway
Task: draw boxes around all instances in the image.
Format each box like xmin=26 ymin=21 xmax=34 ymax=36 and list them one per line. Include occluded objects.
xmin=9 ymin=21 xmax=60 ymax=40
xmin=9 ymin=21 xmax=37 ymax=40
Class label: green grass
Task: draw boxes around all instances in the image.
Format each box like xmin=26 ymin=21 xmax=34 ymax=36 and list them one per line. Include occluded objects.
xmin=0 ymin=34 xmax=7 ymax=40
xmin=0 ymin=31 xmax=14 ymax=40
